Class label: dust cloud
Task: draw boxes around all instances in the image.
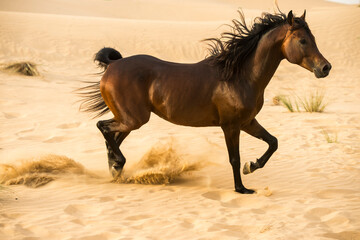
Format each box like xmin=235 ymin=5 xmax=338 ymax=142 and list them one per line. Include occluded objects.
xmin=0 ymin=140 xmax=204 ymax=187
xmin=0 ymin=154 xmax=88 ymax=188
xmin=114 ymin=140 xmax=203 ymax=185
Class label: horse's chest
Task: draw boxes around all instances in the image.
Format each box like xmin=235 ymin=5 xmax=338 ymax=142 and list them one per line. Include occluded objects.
xmin=213 ymin=87 xmax=262 ymax=124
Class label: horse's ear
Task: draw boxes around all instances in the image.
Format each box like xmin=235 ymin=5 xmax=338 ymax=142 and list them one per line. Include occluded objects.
xmin=287 ymin=10 xmax=293 ymax=26
xmin=300 ymin=10 xmax=306 ymax=21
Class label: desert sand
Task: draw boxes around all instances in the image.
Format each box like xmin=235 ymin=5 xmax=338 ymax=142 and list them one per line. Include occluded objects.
xmin=0 ymin=0 xmax=359 ymax=239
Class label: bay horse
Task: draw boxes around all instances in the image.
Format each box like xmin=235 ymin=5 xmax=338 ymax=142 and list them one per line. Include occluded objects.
xmin=79 ymin=10 xmax=331 ymax=194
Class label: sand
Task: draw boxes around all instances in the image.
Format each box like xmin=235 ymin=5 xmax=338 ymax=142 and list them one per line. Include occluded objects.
xmin=0 ymin=0 xmax=359 ymax=239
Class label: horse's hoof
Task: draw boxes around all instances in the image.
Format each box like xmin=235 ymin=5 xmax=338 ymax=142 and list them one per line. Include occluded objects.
xmin=243 ymin=162 xmax=251 ymax=175
xmin=243 ymin=161 xmax=258 ymax=175
xmin=110 ymin=163 xmax=123 ymax=178
xmin=235 ymin=187 xmax=255 ymax=194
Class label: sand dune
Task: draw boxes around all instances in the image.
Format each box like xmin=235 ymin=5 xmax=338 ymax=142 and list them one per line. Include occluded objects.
xmin=1 ymin=0 xmax=360 ymax=239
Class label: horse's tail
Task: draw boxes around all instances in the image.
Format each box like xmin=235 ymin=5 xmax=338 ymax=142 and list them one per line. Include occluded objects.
xmin=94 ymin=47 xmax=123 ymax=72
xmin=77 ymin=47 xmax=122 ymax=118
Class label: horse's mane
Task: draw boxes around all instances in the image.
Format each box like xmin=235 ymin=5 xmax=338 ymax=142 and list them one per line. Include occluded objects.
xmin=206 ymin=10 xmax=287 ymax=81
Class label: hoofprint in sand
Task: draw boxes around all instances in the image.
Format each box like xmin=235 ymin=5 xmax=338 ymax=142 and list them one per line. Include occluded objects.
xmin=0 ymin=0 xmax=359 ymax=239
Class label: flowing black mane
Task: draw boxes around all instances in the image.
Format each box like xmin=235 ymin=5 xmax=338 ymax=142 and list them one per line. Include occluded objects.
xmin=206 ymin=11 xmax=287 ymax=81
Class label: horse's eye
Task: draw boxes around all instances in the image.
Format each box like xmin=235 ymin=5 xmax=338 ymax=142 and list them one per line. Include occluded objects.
xmin=300 ymin=39 xmax=306 ymax=45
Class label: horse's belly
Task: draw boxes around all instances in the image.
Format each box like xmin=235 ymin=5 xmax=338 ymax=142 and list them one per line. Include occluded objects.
xmin=148 ymin=69 xmax=220 ymax=127
xmin=151 ymin=101 xmax=219 ymax=127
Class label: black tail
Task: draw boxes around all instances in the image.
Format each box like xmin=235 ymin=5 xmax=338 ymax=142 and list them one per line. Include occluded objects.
xmin=77 ymin=47 xmax=123 ymax=118
xmin=94 ymin=47 xmax=123 ymax=72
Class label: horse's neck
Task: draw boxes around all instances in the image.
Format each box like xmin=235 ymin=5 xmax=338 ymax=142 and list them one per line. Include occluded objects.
xmin=247 ymin=25 xmax=288 ymax=91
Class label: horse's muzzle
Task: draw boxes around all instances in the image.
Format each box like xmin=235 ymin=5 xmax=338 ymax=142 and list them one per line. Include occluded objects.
xmin=314 ymin=62 xmax=332 ymax=78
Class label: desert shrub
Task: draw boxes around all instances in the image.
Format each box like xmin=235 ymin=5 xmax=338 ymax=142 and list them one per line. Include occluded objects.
xmin=297 ymin=91 xmax=327 ymax=113
xmin=2 ymin=62 xmax=40 ymax=76
xmin=274 ymin=95 xmax=296 ymax=112
xmin=275 ymin=91 xmax=327 ymax=113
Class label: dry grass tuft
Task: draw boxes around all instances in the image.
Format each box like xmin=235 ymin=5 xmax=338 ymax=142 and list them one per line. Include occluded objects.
xmin=2 ymin=62 xmax=40 ymax=76
xmin=297 ymin=91 xmax=327 ymax=113
xmin=322 ymin=130 xmax=338 ymax=143
xmin=275 ymin=95 xmax=296 ymax=112
xmin=0 ymin=155 xmax=88 ymax=188
xmin=275 ymin=91 xmax=327 ymax=113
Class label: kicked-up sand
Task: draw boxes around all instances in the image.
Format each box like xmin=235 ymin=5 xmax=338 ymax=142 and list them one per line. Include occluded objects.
xmin=0 ymin=0 xmax=359 ymax=239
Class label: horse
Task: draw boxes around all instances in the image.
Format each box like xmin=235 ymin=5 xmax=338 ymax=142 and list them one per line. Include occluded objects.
xmin=79 ymin=10 xmax=331 ymax=194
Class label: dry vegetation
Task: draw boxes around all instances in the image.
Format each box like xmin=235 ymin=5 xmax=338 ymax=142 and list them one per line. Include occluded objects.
xmin=274 ymin=91 xmax=327 ymax=113
xmin=0 ymin=155 xmax=88 ymax=188
xmin=322 ymin=130 xmax=338 ymax=143
xmin=276 ymin=95 xmax=295 ymax=112
xmin=298 ymin=91 xmax=327 ymax=113
xmin=1 ymin=61 xmax=40 ymax=76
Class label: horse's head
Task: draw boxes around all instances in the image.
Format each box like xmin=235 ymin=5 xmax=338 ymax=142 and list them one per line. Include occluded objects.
xmin=281 ymin=10 xmax=331 ymax=78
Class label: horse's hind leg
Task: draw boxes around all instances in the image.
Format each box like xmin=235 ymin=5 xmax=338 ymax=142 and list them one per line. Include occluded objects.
xmin=105 ymin=131 xmax=129 ymax=172
xmin=242 ymin=119 xmax=278 ymax=175
xmin=97 ymin=119 xmax=130 ymax=176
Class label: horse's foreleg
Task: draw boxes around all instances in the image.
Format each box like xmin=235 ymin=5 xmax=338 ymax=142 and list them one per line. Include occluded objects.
xmin=222 ymin=124 xmax=255 ymax=194
xmin=97 ymin=119 xmax=130 ymax=176
xmin=242 ymin=119 xmax=278 ymax=175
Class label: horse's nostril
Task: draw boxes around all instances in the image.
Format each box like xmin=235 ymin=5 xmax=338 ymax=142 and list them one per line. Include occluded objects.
xmin=322 ymin=64 xmax=331 ymax=73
